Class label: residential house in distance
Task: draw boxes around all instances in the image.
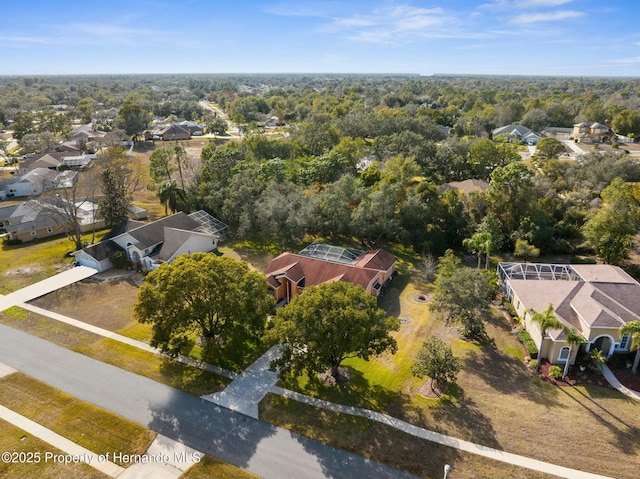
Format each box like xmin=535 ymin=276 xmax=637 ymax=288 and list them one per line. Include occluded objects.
xmin=498 ymin=262 xmax=640 ymax=365
xmin=0 ymin=168 xmax=77 ymax=200
xmin=264 ymin=243 xmax=397 ymax=304
xmin=73 ymin=210 xmax=228 ymax=272
xmin=177 ymin=120 xmax=204 ymax=136
xmin=20 ymin=152 xmax=66 ymax=173
xmin=1 ymin=199 xmax=105 ymax=243
xmin=144 ymin=123 xmax=192 ymax=141
xmin=571 ymin=122 xmax=615 ymax=143
xmin=491 ymin=124 xmax=541 ymax=145
xmin=439 ymin=179 xmax=489 ymax=195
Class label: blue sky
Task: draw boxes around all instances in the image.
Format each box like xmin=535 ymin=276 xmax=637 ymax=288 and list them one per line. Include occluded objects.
xmin=1 ymin=0 xmax=639 ymax=76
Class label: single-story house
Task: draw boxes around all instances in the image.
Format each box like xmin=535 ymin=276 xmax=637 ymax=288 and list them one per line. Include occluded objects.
xmin=143 ymin=124 xmax=191 ymax=141
xmin=492 ymin=124 xmax=541 ymax=145
xmin=1 ymin=199 xmax=105 ymax=243
xmin=20 ymin=152 xmax=66 ymax=173
xmin=177 ymin=121 xmax=204 ymax=136
xmin=264 ymin=243 xmax=397 ymax=304
xmin=0 ymin=168 xmax=77 ymax=200
xmin=499 ymin=262 xmax=640 ymax=365
xmin=73 ymin=210 xmax=228 ymax=272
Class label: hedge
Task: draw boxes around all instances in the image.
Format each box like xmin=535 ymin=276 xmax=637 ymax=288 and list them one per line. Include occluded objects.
xmin=518 ymin=330 xmax=538 ymax=359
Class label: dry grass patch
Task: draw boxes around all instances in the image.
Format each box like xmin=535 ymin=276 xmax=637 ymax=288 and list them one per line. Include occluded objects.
xmin=0 ymin=374 xmax=155 ymax=468
xmin=31 ymin=277 xmax=141 ymax=332
xmin=270 ymin=263 xmax=640 ymax=478
xmin=260 ymin=394 xmax=555 ymax=479
xmin=179 ymin=456 xmax=259 ymax=479
xmin=0 ymin=419 xmax=106 ymax=479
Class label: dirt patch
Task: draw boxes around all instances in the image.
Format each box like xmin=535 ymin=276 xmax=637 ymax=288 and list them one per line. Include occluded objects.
xmin=417 ymin=379 xmax=442 ymax=398
xmin=318 ymin=367 xmax=352 ymax=387
xmin=30 ymin=277 xmax=140 ymax=332
xmin=412 ymin=293 xmax=430 ymax=303
xmin=3 ymin=266 xmax=44 ymax=277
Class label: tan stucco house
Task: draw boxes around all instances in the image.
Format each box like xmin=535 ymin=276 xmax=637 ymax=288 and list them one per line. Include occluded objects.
xmin=571 ymin=122 xmax=615 ymax=143
xmin=499 ymin=262 xmax=639 ymax=365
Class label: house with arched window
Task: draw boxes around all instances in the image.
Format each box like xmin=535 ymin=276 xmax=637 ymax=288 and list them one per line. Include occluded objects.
xmin=498 ymin=262 xmax=640 ymax=365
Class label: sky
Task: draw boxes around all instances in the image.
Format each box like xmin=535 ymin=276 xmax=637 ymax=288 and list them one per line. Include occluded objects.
xmin=1 ymin=0 xmax=640 ymax=76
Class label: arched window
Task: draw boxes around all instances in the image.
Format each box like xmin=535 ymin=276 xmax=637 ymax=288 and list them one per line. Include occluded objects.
xmin=558 ymin=346 xmax=570 ymax=361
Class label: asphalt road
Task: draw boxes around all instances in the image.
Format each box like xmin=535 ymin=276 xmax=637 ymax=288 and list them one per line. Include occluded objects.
xmin=0 ymin=324 xmax=417 ymax=479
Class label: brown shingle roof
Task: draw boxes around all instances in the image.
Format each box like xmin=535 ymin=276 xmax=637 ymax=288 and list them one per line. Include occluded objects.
xmin=353 ymin=249 xmax=397 ymax=271
xmin=265 ymin=252 xmax=389 ymax=291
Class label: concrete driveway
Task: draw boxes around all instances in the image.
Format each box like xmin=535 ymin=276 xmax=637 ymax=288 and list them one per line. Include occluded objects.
xmin=0 ymin=266 xmax=96 ymax=312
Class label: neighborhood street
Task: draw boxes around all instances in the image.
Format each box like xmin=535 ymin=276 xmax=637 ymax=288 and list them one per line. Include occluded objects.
xmin=0 ymin=324 xmax=417 ymax=479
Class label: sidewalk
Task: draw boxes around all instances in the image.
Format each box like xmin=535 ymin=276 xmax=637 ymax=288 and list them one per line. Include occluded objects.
xmin=19 ymin=303 xmax=235 ymax=380
xmin=3 ymin=288 xmax=622 ymax=479
xmin=271 ymin=386 xmax=613 ymax=479
xmin=0 ymin=363 xmax=123 ymax=478
xmin=600 ymin=364 xmax=640 ymax=400
xmin=116 ymin=435 xmax=202 ymax=479
xmin=202 ymin=346 xmax=280 ymax=418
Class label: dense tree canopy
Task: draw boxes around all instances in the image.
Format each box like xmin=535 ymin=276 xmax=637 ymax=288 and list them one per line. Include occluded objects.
xmin=583 ymin=178 xmax=640 ymax=264
xmin=268 ymin=282 xmax=399 ymax=383
xmin=429 ymin=250 xmax=497 ymax=339
xmin=135 ymin=253 xmax=274 ymax=356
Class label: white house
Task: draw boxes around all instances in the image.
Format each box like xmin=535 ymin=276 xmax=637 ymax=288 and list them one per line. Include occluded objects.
xmin=73 ymin=210 xmax=228 ymax=272
xmin=0 ymin=168 xmax=77 ymax=200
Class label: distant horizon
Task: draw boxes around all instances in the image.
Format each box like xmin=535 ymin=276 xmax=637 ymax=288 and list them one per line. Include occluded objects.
xmin=3 ymin=0 xmax=640 ymax=77
xmin=2 ymin=72 xmax=640 ymax=79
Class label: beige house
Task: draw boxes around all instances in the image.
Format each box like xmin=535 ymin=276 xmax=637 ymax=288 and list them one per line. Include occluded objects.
xmin=571 ymin=122 xmax=614 ymax=143
xmin=499 ymin=262 xmax=639 ymax=365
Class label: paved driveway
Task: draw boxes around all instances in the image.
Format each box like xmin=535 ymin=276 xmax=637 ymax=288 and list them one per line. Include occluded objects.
xmin=0 ymin=325 xmax=417 ymax=479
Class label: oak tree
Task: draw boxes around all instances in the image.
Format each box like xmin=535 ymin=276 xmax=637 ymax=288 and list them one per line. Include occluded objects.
xmin=268 ymin=282 xmax=399 ymax=384
xmin=135 ymin=253 xmax=274 ymax=356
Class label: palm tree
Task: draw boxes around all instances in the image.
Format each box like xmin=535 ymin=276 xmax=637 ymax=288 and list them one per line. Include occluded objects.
xmin=620 ymin=321 xmax=640 ymax=375
xmin=562 ymin=328 xmax=587 ymax=380
xmin=463 ymin=232 xmax=493 ymax=269
xmin=528 ymin=303 xmax=562 ymax=372
xmin=157 ymin=180 xmax=186 ymax=215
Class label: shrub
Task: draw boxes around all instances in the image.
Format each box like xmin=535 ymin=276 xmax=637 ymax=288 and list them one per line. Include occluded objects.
xmin=502 ymin=296 xmax=518 ymax=319
xmin=569 ymin=256 xmax=597 ymax=264
xmin=518 ymin=330 xmax=538 ymax=359
xmin=109 ymin=250 xmax=132 ymax=270
xmin=549 ymin=365 xmax=563 ymax=379
xmin=528 ymin=358 xmax=538 ymax=369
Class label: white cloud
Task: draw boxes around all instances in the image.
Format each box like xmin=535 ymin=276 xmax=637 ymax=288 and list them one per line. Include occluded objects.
xmin=0 ymin=36 xmax=50 ymax=45
xmin=510 ymin=10 xmax=584 ymax=24
xmin=479 ymin=0 xmax=574 ymax=10
xmin=514 ymin=0 xmax=574 ymax=7
xmin=609 ymin=56 xmax=640 ymax=64
xmin=326 ymin=5 xmax=470 ymax=43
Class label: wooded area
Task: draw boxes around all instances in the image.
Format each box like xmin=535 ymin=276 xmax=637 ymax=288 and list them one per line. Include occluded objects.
xmin=3 ymin=74 xmax=640 ymax=267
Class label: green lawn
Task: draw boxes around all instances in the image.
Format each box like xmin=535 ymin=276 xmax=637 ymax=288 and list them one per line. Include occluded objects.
xmin=0 ymin=419 xmax=107 ymax=479
xmin=0 ymin=231 xmax=109 ymax=294
xmin=263 ymin=251 xmax=640 ymax=479
xmin=179 ymin=456 xmax=259 ymax=479
xmin=0 ymin=373 xmax=155 ymax=468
